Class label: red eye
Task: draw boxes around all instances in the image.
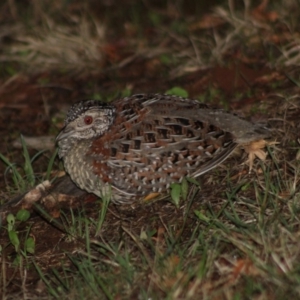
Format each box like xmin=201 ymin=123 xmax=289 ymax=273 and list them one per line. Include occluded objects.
xmin=84 ymin=115 xmax=93 ymax=125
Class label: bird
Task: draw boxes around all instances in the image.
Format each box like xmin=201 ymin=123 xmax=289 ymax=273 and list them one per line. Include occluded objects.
xmin=56 ymin=93 xmax=270 ymax=204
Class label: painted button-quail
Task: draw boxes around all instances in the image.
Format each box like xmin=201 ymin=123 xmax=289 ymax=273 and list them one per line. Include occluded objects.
xmin=56 ymin=93 xmax=270 ymax=204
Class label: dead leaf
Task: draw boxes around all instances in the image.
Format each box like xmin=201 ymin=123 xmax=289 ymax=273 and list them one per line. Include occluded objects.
xmin=189 ymin=14 xmax=225 ymax=30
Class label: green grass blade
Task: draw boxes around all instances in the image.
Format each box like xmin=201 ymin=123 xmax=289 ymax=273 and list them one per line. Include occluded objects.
xmin=46 ymin=148 xmax=58 ymax=180
xmin=20 ymin=135 xmax=35 ymax=186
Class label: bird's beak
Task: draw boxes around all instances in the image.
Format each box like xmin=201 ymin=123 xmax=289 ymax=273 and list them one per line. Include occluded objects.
xmin=55 ymin=125 xmax=74 ymax=142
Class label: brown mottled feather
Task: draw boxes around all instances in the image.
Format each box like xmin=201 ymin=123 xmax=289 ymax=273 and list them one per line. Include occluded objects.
xmin=56 ymin=94 xmax=270 ymax=203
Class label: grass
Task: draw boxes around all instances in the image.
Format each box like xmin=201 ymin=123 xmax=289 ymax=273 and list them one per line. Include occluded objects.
xmin=0 ymin=135 xmax=58 ymax=195
xmin=1 ymin=0 xmax=300 ymax=299
xmin=29 ymin=158 xmax=300 ymax=299
xmin=0 ymin=0 xmax=297 ymax=77
xmin=0 ymin=135 xmax=43 ymax=192
xmin=2 ymin=150 xmax=300 ymax=298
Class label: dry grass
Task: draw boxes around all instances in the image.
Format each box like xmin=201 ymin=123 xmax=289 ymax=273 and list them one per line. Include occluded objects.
xmin=9 ymin=17 xmax=105 ymax=71
xmin=0 ymin=0 xmax=299 ymax=76
xmin=0 ymin=0 xmax=105 ymax=73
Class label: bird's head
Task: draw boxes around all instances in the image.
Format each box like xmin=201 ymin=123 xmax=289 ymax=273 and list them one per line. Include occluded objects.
xmin=56 ymin=100 xmax=116 ymax=158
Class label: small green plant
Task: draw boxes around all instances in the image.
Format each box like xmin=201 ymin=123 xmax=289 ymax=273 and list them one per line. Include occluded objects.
xmin=120 ymin=86 xmax=132 ymax=98
xmin=5 ymin=209 xmax=35 ymax=265
xmin=165 ymin=87 xmax=188 ymax=98
xmin=170 ymin=177 xmax=190 ymax=207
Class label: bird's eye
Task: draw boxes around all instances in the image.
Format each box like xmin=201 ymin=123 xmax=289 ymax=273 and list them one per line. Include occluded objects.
xmin=84 ymin=115 xmax=93 ymax=125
